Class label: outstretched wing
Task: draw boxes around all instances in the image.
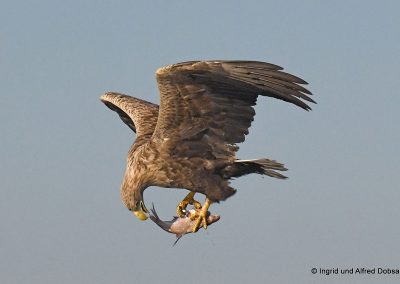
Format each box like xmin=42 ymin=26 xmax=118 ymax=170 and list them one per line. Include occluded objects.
xmin=100 ymin=92 xmax=159 ymax=136
xmin=152 ymin=60 xmax=314 ymax=160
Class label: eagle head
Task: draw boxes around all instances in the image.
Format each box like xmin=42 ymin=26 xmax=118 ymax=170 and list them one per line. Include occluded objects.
xmin=120 ymin=176 xmax=149 ymax=221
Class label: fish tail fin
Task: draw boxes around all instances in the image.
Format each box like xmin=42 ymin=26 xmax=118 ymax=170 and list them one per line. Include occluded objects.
xmin=149 ymin=203 xmax=159 ymax=221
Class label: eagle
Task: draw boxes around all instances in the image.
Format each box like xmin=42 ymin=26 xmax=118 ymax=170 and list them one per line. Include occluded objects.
xmin=100 ymin=60 xmax=314 ymax=232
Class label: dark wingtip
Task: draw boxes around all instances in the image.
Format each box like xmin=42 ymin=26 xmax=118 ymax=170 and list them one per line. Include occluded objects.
xmin=304 ymin=99 xmax=318 ymax=111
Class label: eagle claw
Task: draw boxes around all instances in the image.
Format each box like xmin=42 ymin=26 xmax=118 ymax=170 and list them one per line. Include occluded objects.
xmin=176 ymin=192 xmax=202 ymax=217
xmin=191 ymin=198 xmax=212 ymax=233
xmin=191 ymin=211 xmax=208 ymax=232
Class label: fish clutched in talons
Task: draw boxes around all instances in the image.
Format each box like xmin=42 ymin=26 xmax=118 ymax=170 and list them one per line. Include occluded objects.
xmin=176 ymin=192 xmax=202 ymax=217
xmin=149 ymin=203 xmax=220 ymax=245
xmin=191 ymin=197 xmax=212 ymax=233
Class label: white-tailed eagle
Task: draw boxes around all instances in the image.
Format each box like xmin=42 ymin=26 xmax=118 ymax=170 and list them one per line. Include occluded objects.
xmin=101 ymin=60 xmax=314 ymax=232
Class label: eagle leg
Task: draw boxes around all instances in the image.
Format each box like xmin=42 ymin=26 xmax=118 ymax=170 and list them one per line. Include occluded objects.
xmin=191 ymin=198 xmax=212 ymax=233
xmin=176 ymin=192 xmax=202 ymax=217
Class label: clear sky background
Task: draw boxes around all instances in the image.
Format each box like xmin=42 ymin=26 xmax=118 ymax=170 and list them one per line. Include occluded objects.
xmin=1 ymin=1 xmax=400 ymax=283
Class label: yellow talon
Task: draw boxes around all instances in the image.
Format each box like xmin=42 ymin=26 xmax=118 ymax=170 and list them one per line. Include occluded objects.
xmin=192 ymin=198 xmax=212 ymax=233
xmin=176 ymin=192 xmax=202 ymax=217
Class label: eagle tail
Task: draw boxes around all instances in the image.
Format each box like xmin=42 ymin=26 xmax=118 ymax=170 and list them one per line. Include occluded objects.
xmin=225 ymin=158 xmax=288 ymax=179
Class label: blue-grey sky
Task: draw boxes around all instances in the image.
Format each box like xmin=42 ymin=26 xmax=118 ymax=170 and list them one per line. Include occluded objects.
xmin=1 ymin=1 xmax=400 ymax=283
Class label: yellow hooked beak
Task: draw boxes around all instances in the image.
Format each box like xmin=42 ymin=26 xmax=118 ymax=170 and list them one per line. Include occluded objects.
xmin=133 ymin=201 xmax=149 ymax=221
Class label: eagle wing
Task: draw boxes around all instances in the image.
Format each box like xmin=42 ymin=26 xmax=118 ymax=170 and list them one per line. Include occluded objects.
xmin=100 ymin=92 xmax=159 ymax=136
xmin=152 ymin=60 xmax=314 ymax=160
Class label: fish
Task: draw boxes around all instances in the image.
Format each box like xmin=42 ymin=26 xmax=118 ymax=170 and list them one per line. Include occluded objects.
xmin=149 ymin=203 xmax=220 ymax=245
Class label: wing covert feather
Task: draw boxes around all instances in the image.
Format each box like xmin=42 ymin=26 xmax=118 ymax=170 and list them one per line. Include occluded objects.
xmin=152 ymin=61 xmax=313 ymax=161
xmin=100 ymin=92 xmax=159 ymax=136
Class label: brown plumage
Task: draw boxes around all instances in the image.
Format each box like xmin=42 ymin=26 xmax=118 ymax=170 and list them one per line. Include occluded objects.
xmin=100 ymin=60 xmax=314 ymax=221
